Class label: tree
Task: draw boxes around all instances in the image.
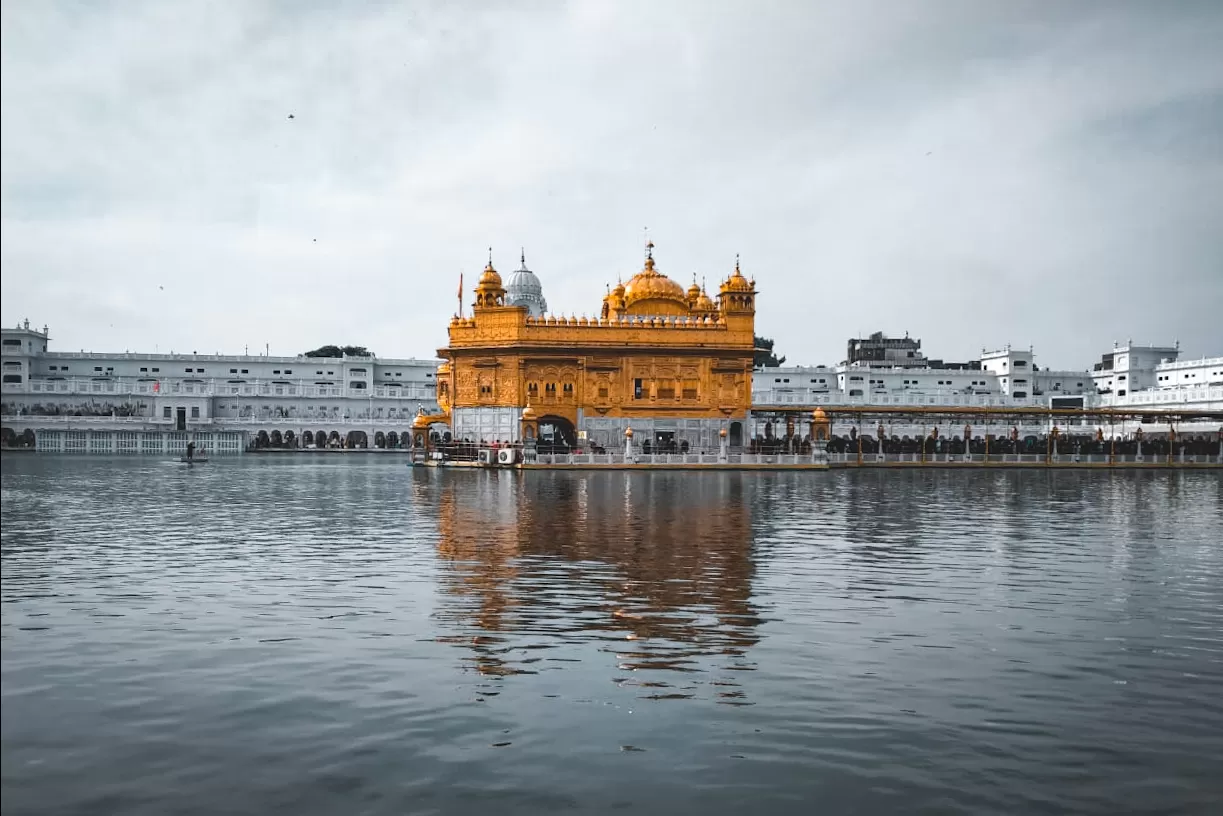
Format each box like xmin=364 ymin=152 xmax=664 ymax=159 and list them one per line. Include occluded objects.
xmin=754 ymin=335 xmax=785 ymax=368
xmin=303 ymin=345 xmax=373 ymax=358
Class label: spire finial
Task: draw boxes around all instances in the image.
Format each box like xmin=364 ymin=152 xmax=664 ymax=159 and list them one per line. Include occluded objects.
xmin=487 ymin=246 xmax=493 ymax=267
xmin=735 ymin=253 xmax=740 ymax=273
xmin=520 ymin=247 xmax=525 ymax=266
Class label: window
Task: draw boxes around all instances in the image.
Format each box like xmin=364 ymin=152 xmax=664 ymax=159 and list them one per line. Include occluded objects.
xmin=198 ymin=368 xmax=205 ymax=373
xmin=849 ymin=389 xmax=863 ymax=397
xmin=316 ymin=370 xmax=323 ymax=375
xmin=527 ymin=382 xmax=539 ymax=397
xmin=598 ymin=385 xmax=609 ymax=399
xmin=657 ymin=381 xmax=675 ymax=400
xmin=1014 ymin=360 xmax=1028 ymax=367
xmin=1 ymin=374 xmax=21 ymax=383
xmin=163 ymin=406 xmax=172 ymax=418
xmin=1013 ymin=391 xmax=1027 ymax=398
xmin=1118 ymin=389 xmax=1127 ymax=396
xmin=284 ymin=369 xmax=292 ymax=375
xmin=230 ymin=368 xmax=238 ymax=374
xmin=241 ymin=369 xmax=248 ymax=374
xmin=562 ymin=383 xmax=574 ymax=395
xmin=141 ymin=367 xmax=148 ymax=373
xmin=634 ymin=378 xmax=644 ymax=399
xmin=682 ymin=380 xmax=698 ymax=400
xmin=190 ymin=407 xmax=200 ymax=418
xmin=2 ymin=338 xmax=19 ymax=346
xmin=152 ymin=367 xmax=159 ymax=373
xmin=185 ymin=368 xmax=193 ymax=373
xmin=395 ymin=372 xmax=402 ymax=377
xmin=94 ymin=366 xmax=102 ymax=372
xmin=273 ymin=370 xmax=280 ymax=375
xmin=480 ymin=384 xmax=493 ymax=396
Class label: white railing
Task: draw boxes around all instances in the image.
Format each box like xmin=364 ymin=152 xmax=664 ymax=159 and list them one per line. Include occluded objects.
xmin=9 ymin=378 xmax=436 ymax=401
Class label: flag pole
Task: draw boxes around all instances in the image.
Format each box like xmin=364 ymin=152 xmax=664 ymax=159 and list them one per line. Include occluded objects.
xmin=458 ymin=271 xmax=464 ymax=318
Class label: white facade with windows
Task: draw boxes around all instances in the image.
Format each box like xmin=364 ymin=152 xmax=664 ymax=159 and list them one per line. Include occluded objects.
xmin=2 ymin=320 xmax=442 ymax=452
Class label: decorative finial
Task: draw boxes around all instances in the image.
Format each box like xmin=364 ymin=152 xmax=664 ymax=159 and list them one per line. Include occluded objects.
xmin=488 ymin=246 xmax=493 ymax=266
xmin=520 ymin=247 xmax=525 ymax=266
xmin=735 ymin=253 xmax=740 ymax=273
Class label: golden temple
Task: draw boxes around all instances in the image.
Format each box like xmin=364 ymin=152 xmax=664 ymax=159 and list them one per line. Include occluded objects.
xmin=434 ymin=242 xmax=757 ymax=452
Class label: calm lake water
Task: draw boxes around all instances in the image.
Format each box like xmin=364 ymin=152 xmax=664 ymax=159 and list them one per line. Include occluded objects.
xmin=2 ymin=456 xmax=1221 ymax=815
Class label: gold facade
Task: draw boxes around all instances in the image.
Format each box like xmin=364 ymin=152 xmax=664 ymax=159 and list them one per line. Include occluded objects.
xmin=437 ymin=244 xmax=757 ymax=444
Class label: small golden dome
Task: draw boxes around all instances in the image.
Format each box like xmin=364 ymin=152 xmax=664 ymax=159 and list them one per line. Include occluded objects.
xmin=812 ymin=407 xmax=828 ymax=421
xmin=719 ymin=427 xmax=728 ymax=438
xmin=412 ymin=414 xmax=431 ymax=429
xmin=521 ymin=404 xmax=537 ymax=422
xmin=479 ymin=260 xmax=502 ymax=287
xmin=693 ymin=290 xmax=716 ymax=311
xmin=687 ymin=278 xmax=701 ymax=299
xmin=624 ymin=426 xmax=634 ymax=438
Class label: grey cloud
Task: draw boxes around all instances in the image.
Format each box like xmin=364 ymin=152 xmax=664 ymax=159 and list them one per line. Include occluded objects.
xmin=2 ymin=0 xmax=1221 ymax=368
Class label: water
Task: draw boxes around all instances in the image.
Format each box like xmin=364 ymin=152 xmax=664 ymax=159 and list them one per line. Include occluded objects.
xmin=2 ymin=457 xmax=1221 ymax=816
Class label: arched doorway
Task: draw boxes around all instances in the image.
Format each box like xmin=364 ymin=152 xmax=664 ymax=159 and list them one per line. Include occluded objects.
xmin=729 ymin=421 xmax=743 ymax=447
xmin=0 ymin=428 xmax=16 ymax=448
xmin=347 ymin=430 xmax=368 ymax=449
xmin=374 ymin=431 xmax=386 ymax=448
xmin=302 ymin=430 xmax=314 ymax=447
xmin=538 ymin=415 xmax=577 ymax=451
xmin=256 ymin=430 xmax=270 ymax=448
xmin=284 ymin=430 xmax=296 ymax=448
xmin=386 ymin=431 xmax=399 ymax=448
xmin=270 ymin=430 xmax=283 ymax=447
xmin=328 ymin=430 xmax=341 ymax=447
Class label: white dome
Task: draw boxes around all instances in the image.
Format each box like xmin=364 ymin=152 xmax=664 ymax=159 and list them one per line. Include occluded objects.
xmin=506 ymin=251 xmax=548 ymax=317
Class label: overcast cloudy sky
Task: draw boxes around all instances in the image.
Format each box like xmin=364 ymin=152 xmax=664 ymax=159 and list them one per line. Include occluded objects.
xmin=2 ymin=0 xmax=1220 ymax=368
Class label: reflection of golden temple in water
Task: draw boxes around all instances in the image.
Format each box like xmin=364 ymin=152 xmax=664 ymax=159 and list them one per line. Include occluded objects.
xmin=428 ymin=469 xmax=761 ymax=701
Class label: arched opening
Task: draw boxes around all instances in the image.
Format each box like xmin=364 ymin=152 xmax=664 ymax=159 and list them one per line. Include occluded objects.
xmin=302 ymin=430 xmax=314 ymax=447
xmin=328 ymin=430 xmax=341 ymax=447
xmin=729 ymin=421 xmax=743 ymax=447
xmin=270 ymin=429 xmax=283 ymax=447
xmin=256 ymin=430 xmax=270 ymax=448
xmin=538 ymin=415 xmax=577 ymax=452
xmin=374 ymin=431 xmax=386 ymax=449
xmin=386 ymin=431 xmax=399 ymax=448
xmin=284 ymin=430 xmax=296 ymax=448
xmin=0 ymin=427 xmax=16 ymax=448
xmin=346 ymin=430 xmax=368 ymax=449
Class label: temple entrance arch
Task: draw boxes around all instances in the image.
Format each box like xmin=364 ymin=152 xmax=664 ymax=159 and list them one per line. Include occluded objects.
xmin=302 ymin=430 xmax=314 ymax=447
xmin=729 ymin=421 xmax=743 ymax=447
xmin=538 ymin=415 xmax=577 ymax=451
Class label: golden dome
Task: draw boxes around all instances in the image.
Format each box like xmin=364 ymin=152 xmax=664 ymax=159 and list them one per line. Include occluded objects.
xmin=693 ymin=289 xmax=716 ymax=311
xmin=687 ymin=278 xmax=701 ymax=300
xmin=479 ymin=260 xmax=502 ymax=287
xmin=812 ymin=407 xmax=828 ymax=421
xmin=521 ymin=404 xmax=537 ymax=422
xmin=623 ymin=244 xmax=687 ymax=309
xmin=412 ymin=413 xmax=431 ymax=429
xmin=723 ymin=257 xmax=753 ymax=292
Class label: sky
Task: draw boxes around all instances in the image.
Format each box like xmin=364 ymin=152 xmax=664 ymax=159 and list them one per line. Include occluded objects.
xmin=2 ymin=0 xmax=1221 ymax=369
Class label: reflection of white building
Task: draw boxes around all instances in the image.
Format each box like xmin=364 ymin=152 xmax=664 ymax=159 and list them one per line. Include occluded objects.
xmin=1 ymin=319 xmax=441 ymax=454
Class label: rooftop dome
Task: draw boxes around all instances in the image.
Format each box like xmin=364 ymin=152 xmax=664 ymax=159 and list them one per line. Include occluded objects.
xmin=623 ymin=242 xmax=688 ymax=313
xmin=505 ymin=249 xmax=548 ymax=317
xmin=723 ymin=256 xmax=752 ymax=292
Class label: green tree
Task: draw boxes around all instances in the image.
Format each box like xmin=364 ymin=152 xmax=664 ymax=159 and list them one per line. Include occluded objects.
xmin=754 ymin=335 xmax=785 ymax=368
xmin=303 ymin=345 xmax=373 ymax=358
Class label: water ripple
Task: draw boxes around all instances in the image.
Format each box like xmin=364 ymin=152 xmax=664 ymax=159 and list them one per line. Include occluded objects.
xmin=3 ymin=458 xmax=1222 ymax=815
